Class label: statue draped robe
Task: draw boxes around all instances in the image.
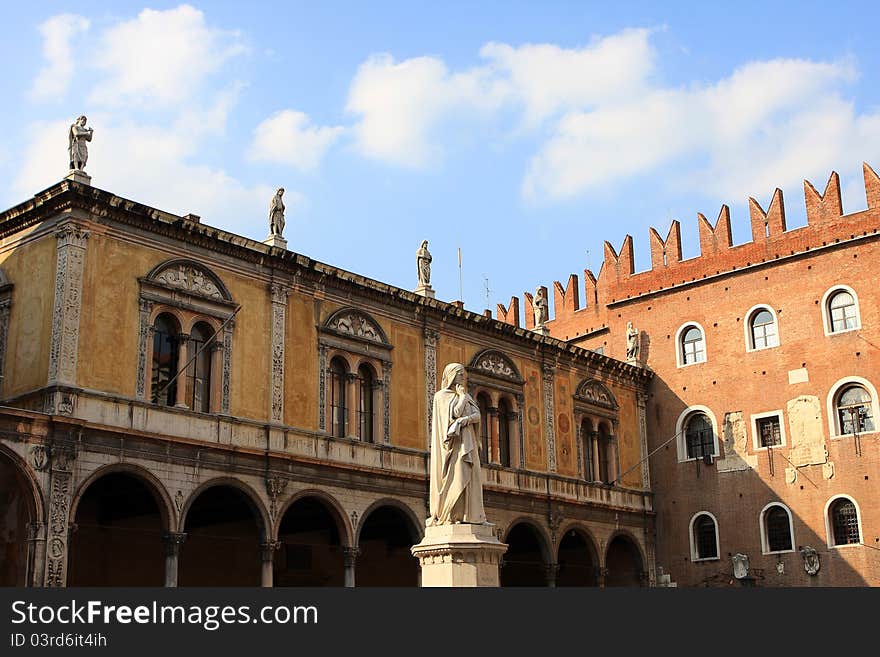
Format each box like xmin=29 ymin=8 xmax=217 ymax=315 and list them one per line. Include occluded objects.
xmin=428 ymin=387 xmax=486 ymax=525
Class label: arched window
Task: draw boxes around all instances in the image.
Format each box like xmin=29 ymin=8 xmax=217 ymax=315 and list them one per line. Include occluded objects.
xmin=597 ymin=423 xmax=612 ymax=483
xmin=685 ymin=413 xmax=714 ymax=459
xmin=678 ymin=324 xmax=706 ymax=365
xmin=828 ymin=498 xmax=861 ymax=546
xmin=835 ymin=385 xmax=875 ymax=435
xmin=357 ymin=364 xmax=374 ymax=443
xmin=329 ymin=357 xmax=348 ymax=438
xmin=498 ymin=397 xmax=511 ymax=467
xmin=827 ymin=290 xmax=858 ymax=333
xmin=690 ymin=513 xmax=719 ymax=560
xmin=749 ymin=308 xmax=778 ymax=349
xmin=762 ymin=504 xmax=793 ymax=553
xmin=151 ymin=313 xmax=180 ymax=406
xmin=188 ymin=322 xmax=214 ymax=413
xmin=476 ymin=393 xmax=490 ymax=463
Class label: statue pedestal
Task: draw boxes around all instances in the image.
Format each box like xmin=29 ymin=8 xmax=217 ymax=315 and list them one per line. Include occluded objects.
xmin=532 ymin=325 xmax=549 ymax=336
xmin=263 ymin=235 xmax=288 ymax=249
xmin=411 ymin=523 xmax=507 ymax=587
xmin=65 ymin=169 xmax=91 ymax=185
xmin=414 ymin=284 xmax=435 ymax=299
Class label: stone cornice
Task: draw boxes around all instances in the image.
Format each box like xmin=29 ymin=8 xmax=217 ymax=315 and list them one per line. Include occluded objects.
xmin=0 ymin=180 xmax=652 ymax=387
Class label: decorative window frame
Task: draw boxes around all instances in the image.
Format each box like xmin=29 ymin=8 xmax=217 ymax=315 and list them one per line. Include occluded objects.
xmin=136 ymin=259 xmax=236 ymax=415
xmin=675 ymin=405 xmax=719 ymax=462
xmin=759 ymin=502 xmax=795 ymax=555
xmin=675 ymin=321 xmax=707 ymax=368
xmin=826 ymin=376 xmax=879 ymax=439
xmin=466 ymin=349 xmax=525 ymax=468
xmin=318 ymin=307 xmax=392 ymax=444
xmin=750 ymin=409 xmax=787 ymax=451
xmin=572 ymin=379 xmax=620 ymax=483
xmin=0 ymin=268 xmax=12 ymax=399
xmin=823 ymin=494 xmax=863 ymax=549
xmin=689 ymin=511 xmax=720 ymax=562
xmin=743 ymin=304 xmax=780 ymax=352
xmin=821 ymin=285 xmax=861 ymax=336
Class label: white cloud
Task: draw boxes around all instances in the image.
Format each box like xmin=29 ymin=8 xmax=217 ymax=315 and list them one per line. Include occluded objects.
xmin=480 ymin=28 xmax=655 ymax=125
xmin=89 ymin=4 xmax=246 ymax=109
xmin=346 ymin=54 xmax=505 ymax=167
xmin=524 ymin=57 xmax=880 ymax=203
xmin=30 ymin=14 xmax=90 ymax=100
xmin=248 ymin=110 xmax=344 ymax=171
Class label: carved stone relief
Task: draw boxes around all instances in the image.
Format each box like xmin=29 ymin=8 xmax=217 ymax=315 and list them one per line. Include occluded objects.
xmin=221 ymin=324 xmax=233 ymax=414
xmin=0 ymin=297 xmax=11 ymax=397
xmin=575 ymin=380 xmax=618 ymax=409
xmin=326 ymin=310 xmax=385 ymax=344
xmin=472 ymin=351 xmax=519 ymax=381
xmin=154 ymin=264 xmax=223 ymax=300
xmin=542 ymin=363 xmax=557 ymax=472
xmin=424 ymin=328 xmax=438 ymax=449
xmin=45 ymin=443 xmax=76 ymax=587
xmin=269 ymin=284 xmax=288 ymax=423
xmin=135 ymin=299 xmax=154 ymax=399
xmin=637 ymin=392 xmax=650 ymax=488
xmin=48 ymin=224 xmax=89 ymax=386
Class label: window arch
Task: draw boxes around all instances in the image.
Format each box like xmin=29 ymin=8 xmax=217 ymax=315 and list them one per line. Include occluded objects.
xmin=744 ymin=305 xmax=779 ymax=350
xmin=676 ymin=322 xmax=706 ymax=367
xmin=329 ymin=357 xmax=348 ymax=438
xmin=825 ymin=496 xmax=862 ymax=547
xmin=150 ymin=313 xmax=181 ymax=406
xmin=318 ymin=308 xmax=392 ymax=443
xmin=356 ymin=363 xmax=375 ymax=443
xmin=827 ymin=377 xmax=878 ymax=437
xmin=689 ymin=512 xmax=719 ymax=561
xmin=759 ymin=503 xmax=794 ymax=554
xmin=466 ymin=349 xmax=525 ymax=469
xmin=821 ymin=285 xmax=861 ymax=335
xmin=138 ymin=259 xmax=236 ymax=414
xmin=675 ymin=406 xmax=719 ymax=462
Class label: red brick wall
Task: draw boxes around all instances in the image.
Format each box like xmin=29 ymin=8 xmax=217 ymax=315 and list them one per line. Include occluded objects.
xmin=503 ymin=164 xmax=880 ymax=585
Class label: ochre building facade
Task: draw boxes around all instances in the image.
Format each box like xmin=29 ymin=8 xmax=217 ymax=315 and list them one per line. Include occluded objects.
xmin=504 ymin=163 xmax=880 ymax=586
xmin=0 ymin=178 xmax=653 ymax=587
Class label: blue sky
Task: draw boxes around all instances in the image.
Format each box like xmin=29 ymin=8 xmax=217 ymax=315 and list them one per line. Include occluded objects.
xmin=2 ymin=1 xmax=879 ymax=316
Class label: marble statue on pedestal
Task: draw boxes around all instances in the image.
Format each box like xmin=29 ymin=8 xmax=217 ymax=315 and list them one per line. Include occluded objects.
xmin=68 ymin=116 xmax=93 ymax=171
xmin=427 ymin=363 xmax=486 ymax=526
xmin=626 ymin=321 xmax=639 ymax=362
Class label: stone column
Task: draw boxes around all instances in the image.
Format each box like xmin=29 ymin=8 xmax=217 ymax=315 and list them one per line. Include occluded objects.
xmin=45 ymin=443 xmax=76 ymax=587
xmin=27 ymin=522 xmax=47 ymax=587
xmin=541 ymin=363 xmax=557 ymax=472
xmin=343 ymin=547 xmax=359 ymax=587
xmin=591 ymin=431 xmax=601 ymax=482
xmin=0 ymin=295 xmax=12 ymax=398
xmin=346 ymin=373 xmax=359 ymax=438
xmin=488 ymin=407 xmax=499 ymax=464
xmin=269 ymin=284 xmax=288 ymax=424
xmin=163 ymin=532 xmax=186 ymax=587
xmin=318 ymin=345 xmax=328 ymax=431
xmin=48 ymin=223 xmax=89 ymax=391
xmin=209 ymin=340 xmax=224 ymax=414
xmin=597 ymin=566 xmax=608 ymax=588
xmin=423 ymin=328 xmax=438 ymax=449
xmin=260 ymin=541 xmax=279 ymax=587
xmin=135 ymin=299 xmax=154 ymax=400
xmin=174 ymin=333 xmax=190 ymax=408
xmin=637 ymin=392 xmax=651 ymax=489
xmin=381 ymin=361 xmax=391 ymax=444
xmin=545 ymin=563 xmax=559 ymax=588
xmin=609 ymin=433 xmax=620 ymax=484
xmin=221 ymin=323 xmax=233 ymax=415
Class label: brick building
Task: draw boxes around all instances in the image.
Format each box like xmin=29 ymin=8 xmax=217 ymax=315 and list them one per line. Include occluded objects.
xmin=0 ymin=175 xmax=654 ymax=588
xmin=504 ymin=163 xmax=880 ymax=586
